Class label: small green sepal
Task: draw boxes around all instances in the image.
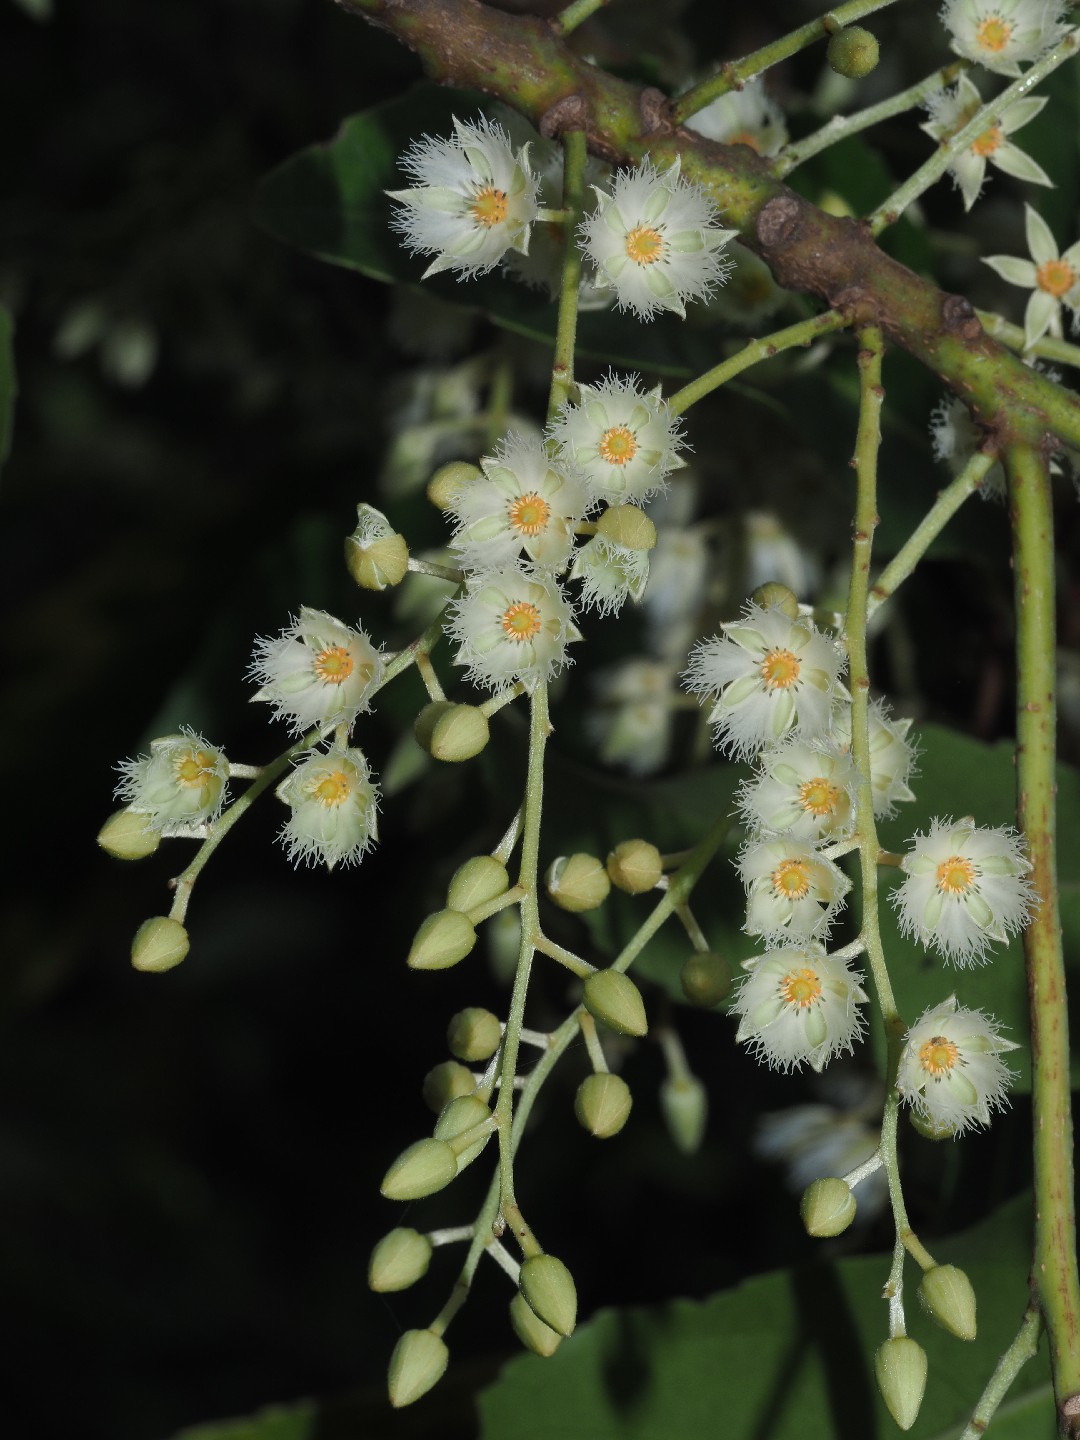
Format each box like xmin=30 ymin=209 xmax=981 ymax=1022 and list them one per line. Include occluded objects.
xmin=388 ymin=1328 xmax=449 ymax=1408
xmin=510 ymin=1292 xmax=563 ymax=1357
xmin=97 ymin=807 xmax=161 ymax=860
xmin=447 ymin=1006 xmax=503 ymax=1062
xmin=908 ymin=1110 xmax=957 ymax=1141
xmin=660 ymin=1075 xmax=708 ymax=1155
xmin=606 ymin=839 xmax=663 ymax=894
xmin=679 ymin=951 xmax=733 ymax=1007
xmin=131 ymin=916 xmax=189 ymax=973
xmin=918 ymin=1265 xmax=977 ymax=1341
xmin=368 ymin=1228 xmax=433 ymax=1292
xmin=415 ymin=701 xmax=490 ymax=762
xmin=446 ymin=855 xmax=510 ymax=913
xmin=800 ymin=1177 xmax=857 ymax=1237
xmin=408 ymin=909 xmax=477 ymax=970
xmin=380 ymin=1138 xmax=458 ymax=1201
xmin=546 ymin=853 xmax=611 ymax=913
xmin=575 ymin=1073 xmax=633 ymax=1138
xmin=583 ymin=969 xmax=648 ymax=1037
xmin=875 ymin=1337 xmax=928 ymax=1431
xmin=519 ymin=1254 xmax=578 ymax=1337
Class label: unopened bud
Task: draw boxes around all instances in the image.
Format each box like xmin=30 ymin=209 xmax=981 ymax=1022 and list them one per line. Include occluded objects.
xmin=519 ymin=1254 xmax=577 ymax=1337
xmin=875 ymin=1338 xmax=927 ymax=1431
xmin=433 ymin=1094 xmax=493 ymax=1169
xmin=345 ymin=531 xmax=409 ymax=591
xmin=408 ymin=909 xmax=477 ymax=970
xmin=447 ymin=855 xmax=510 ymax=914
xmin=510 ymin=1291 xmax=562 ymax=1357
xmin=447 ymin=1007 xmax=502 ymax=1062
xmin=606 ymin=839 xmax=662 ymax=894
xmin=415 ymin=701 xmax=490 ymax=762
xmin=583 ymin=970 xmax=648 ymax=1037
xmin=908 ymin=1111 xmax=957 ymax=1142
xmin=596 ymin=503 xmax=656 ymax=551
xmin=368 ymin=1228 xmax=433 ymax=1292
xmin=827 ymin=25 xmax=879 ymax=79
xmin=422 ymin=1060 xmax=475 ymax=1113
xmin=388 ymin=1328 xmax=449 ymax=1408
xmin=575 ymin=1073 xmax=633 ymax=1138
xmin=546 ymin=853 xmax=610 ymax=913
xmin=800 ymin=1177 xmax=856 ymax=1237
xmin=380 ymin=1138 xmax=458 ymax=1201
xmin=919 ymin=1265 xmax=977 ymax=1341
xmin=97 ymin=808 xmax=161 ymax=860
xmin=679 ymin=951 xmax=733 ymax=1007
xmin=749 ymin=582 xmax=799 ymax=619
xmin=660 ymin=1074 xmax=708 ymax=1155
xmin=427 ymin=461 xmax=481 ymax=511
xmin=131 ymin=916 xmax=189 ymax=973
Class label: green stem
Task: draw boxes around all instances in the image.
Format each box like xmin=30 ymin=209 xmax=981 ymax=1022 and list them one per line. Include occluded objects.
xmin=977 ymin=310 xmax=1080 ymax=373
xmin=533 ymin=933 xmax=595 ymax=978
xmin=551 ymin=0 xmax=609 ymax=37
xmin=957 ymin=1307 xmax=1043 ymax=1440
xmin=578 ymin=1010 xmax=609 ymax=1073
xmin=547 ymin=129 xmax=587 ymax=423
xmin=666 ymin=311 xmax=846 ymax=415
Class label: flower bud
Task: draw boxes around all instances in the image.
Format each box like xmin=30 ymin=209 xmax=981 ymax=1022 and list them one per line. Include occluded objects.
xmin=433 ymin=1094 xmax=493 ymax=1169
xmin=408 ymin=909 xmax=477 ymax=970
xmin=446 ymin=855 xmax=510 ymax=914
xmin=519 ymin=1254 xmax=577 ymax=1337
xmin=345 ymin=530 xmax=409 ymax=591
xmin=583 ymin=970 xmax=648 ymax=1037
xmin=427 ymin=461 xmax=481 ymax=511
xmin=509 ymin=1292 xmax=562 ymax=1358
xmin=827 ymin=25 xmax=879 ymax=79
xmin=606 ymin=839 xmax=663 ymax=895
xmin=918 ymin=1265 xmax=977 ymax=1342
xmin=596 ymin=503 xmax=657 ymax=551
xmin=415 ymin=701 xmax=490 ymax=762
xmin=908 ymin=1110 xmax=957 ymax=1142
xmin=388 ymin=1328 xmax=449 ymax=1408
xmin=546 ymin=854 xmax=610 ymax=913
xmin=660 ymin=1075 xmax=708 ymax=1155
xmin=422 ymin=1060 xmax=476 ymax=1113
xmin=749 ymin=581 xmax=799 ymax=619
xmin=679 ymin=952 xmax=733 ymax=1008
xmin=381 ymin=1138 xmax=458 ymax=1201
xmin=131 ymin=916 xmax=189 ymax=974
xmin=875 ymin=1338 xmax=927 ymax=1431
xmin=575 ymin=1073 xmax=633 ymax=1138
xmin=447 ymin=1007 xmax=502 ymax=1063
xmin=97 ymin=808 xmax=161 ymax=861
xmin=800 ymin=1177 xmax=857 ymax=1238
xmin=368 ymin=1228 xmax=433 ymax=1292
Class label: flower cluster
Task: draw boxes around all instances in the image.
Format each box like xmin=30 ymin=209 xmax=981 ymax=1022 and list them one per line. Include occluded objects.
xmin=984 ymin=203 xmax=1080 ymax=348
xmin=941 ymin=0 xmax=1068 ymax=77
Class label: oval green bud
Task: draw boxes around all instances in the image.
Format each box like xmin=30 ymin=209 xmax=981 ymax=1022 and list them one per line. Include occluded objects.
xmin=827 ymin=25 xmax=879 ymax=79
xmin=415 ymin=701 xmax=490 ymax=763
xmin=583 ymin=969 xmax=648 ymax=1037
xmin=345 ymin=531 xmax=409 ymax=591
xmin=408 ymin=909 xmax=477 ymax=971
xmin=422 ymin=1060 xmax=476 ymax=1114
xmin=546 ymin=853 xmax=610 ymax=913
xmin=368 ymin=1228 xmax=433 ymax=1293
xmin=679 ymin=951 xmax=733 ymax=1008
xmin=427 ymin=460 xmax=481 ymax=511
xmin=446 ymin=855 xmax=510 ymax=914
xmin=874 ymin=1337 xmax=927 ymax=1432
xmin=510 ymin=1291 xmax=563 ymax=1358
xmin=519 ymin=1254 xmax=577 ymax=1337
xmin=596 ymin=503 xmax=657 ymax=551
xmin=388 ymin=1328 xmax=449 ymax=1408
xmin=660 ymin=1074 xmax=708 ymax=1155
xmin=908 ymin=1110 xmax=957 ymax=1142
xmin=447 ymin=1007 xmax=503 ymax=1063
xmin=433 ymin=1094 xmax=493 ymax=1169
xmin=380 ymin=1138 xmax=458 ymax=1201
xmin=131 ymin=916 xmax=189 ymax=974
xmin=918 ymin=1264 xmax=977 ymax=1342
xmin=749 ymin=581 xmax=799 ymax=619
xmin=575 ymin=1073 xmax=633 ymax=1138
xmin=800 ymin=1177 xmax=857 ymax=1238
xmin=97 ymin=807 xmax=161 ymax=861
xmin=606 ymin=839 xmax=663 ymax=895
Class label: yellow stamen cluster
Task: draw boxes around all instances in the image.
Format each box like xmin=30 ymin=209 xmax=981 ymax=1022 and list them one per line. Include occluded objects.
xmin=918 ymin=1035 xmax=961 ymax=1077
xmin=772 ymin=858 xmax=812 ymax=900
xmin=598 ymin=425 xmax=639 ymax=466
xmin=175 ymin=750 xmax=218 ymax=789
xmin=780 ymin=967 xmax=822 ymax=1008
xmin=760 ymin=648 xmax=801 ymax=690
xmin=971 ymin=124 xmax=1003 ymax=158
xmin=1036 ymin=258 xmax=1077 ymax=299
xmin=975 ymin=15 xmax=1013 ymax=52
xmin=508 ymin=493 xmax=551 ymax=536
xmin=799 ymin=777 xmax=841 ymax=818
xmin=936 ymin=855 xmax=977 ymax=895
xmin=470 ymin=186 xmax=508 ymax=228
xmin=314 ymin=645 xmax=356 ymax=686
xmin=624 ymin=224 xmax=665 ymax=266
xmin=313 ymin=771 xmax=352 ymax=807
xmin=501 ymin=600 xmax=543 ymax=642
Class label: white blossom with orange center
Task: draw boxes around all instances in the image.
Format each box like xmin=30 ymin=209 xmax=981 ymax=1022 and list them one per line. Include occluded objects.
xmin=892 ymin=816 xmax=1034 ymax=964
xmin=552 ymin=372 xmax=685 ymax=507
xmin=985 ymin=203 xmax=1080 ymax=348
xmin=921 ymin=73 xmax=1050 ymax=210
xmin=250 ymin=607 xmax=383 ymax=736
xmin=578 ymin=156 xmax=737 ymax=320
xmin=897 ymin=996 xmax=1019 ymax=1135
xmin=275 ymin=745 xmax=379 ymax=870
xmin=387 ymin=116 xmax=539 ymax=280
xmin=732 ymin=944 xmax=868 ymax=1073
xmin=448 ymin=565 xmax=579 ymax=694
xmin=685 ymin=77 xmax=789 ymax=157
xmin=116 ymin=727 xmax=229 ymax=835
xmin=447 ymin=433 xmax=586 ymax=573
xmin=832 ymin=697 xmax=918 ymax=818
xmin=738 ymin=739 xmax=858 ymax=842
xmin=684 ymin=601 xmax=846 ymax=759
xmin=941 ymin=0 xmax=1067 ymax=76
xmin=739 ymin=838 xmax=851 ymax=941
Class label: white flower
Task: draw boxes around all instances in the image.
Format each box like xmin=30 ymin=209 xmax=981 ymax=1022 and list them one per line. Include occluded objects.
xmin=941 ymin=0 xmax=1068 ymax=77
xmin=250 ymin=608 xmax=383 ymax=735
xmin=733 ymin=944 xmax=869 ymax=1073
xmin=684 ymin=603 xmax=846 ymax=759
xmin=447 ymin=433 xmax=587 ymax=573
xmin=739 ymin=838 xmax=852 ymax=941
xmin=551 ymin=373 xmax=685 ymax=507
xmin=447 ymin=565 xmax=579 ymax=693
xmin=832 ymin=698 xmax=918 ymax=818
xmin=930 ymin=395 xmax=1006 ymax=498
xmin=984 ymin=203 xmax=1080 ymax=348
xmin=387 ymin=116 xmax=540 ymax=280
xmin=276 ymin=745 xmax=379 ymax=869
xmin=892 ymin=816 xmax=1034 ymax=964
xmin=739 ymin=740 xmax=858 ymax=843
xmin=578 ymin=156 xmax=737 ymax=320
xmin=116 ymin=729 xmax=229 ymax=835
xmin=685 ymin=78 xmax=788 ymax=157
xmin=587 ymin=657 xmax=680 ymax=776
xmin=569 ymin=534 xmax=650 ymax=615
xmin=921 ymin=73 xmax=1050 ymax=210
xmin=896 ymin=995 xmax=1018 ymax=1135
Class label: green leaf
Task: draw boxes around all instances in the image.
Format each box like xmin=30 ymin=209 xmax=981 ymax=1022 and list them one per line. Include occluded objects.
xmin=172 ymin=1403 xmax=316 ymax=1440
xmin=0 ymin=305 xmax=15 ymax=483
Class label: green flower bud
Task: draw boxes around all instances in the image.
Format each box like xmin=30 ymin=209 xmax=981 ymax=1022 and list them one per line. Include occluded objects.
xmin=388 ymin=1328 xmax=449 ymax=1408
xmin=131 ymin=916 xmax=189 ymax=974
xmin=800 ymin=1177 xmax=857 ymax=1238
xmin=908 ymin=1110 xmax=957 ymax=1142
xmin=606 ymin=839 xmax=663 ymax=895
xmin=679 ymin=952 xmax=733 ymax=1008
xmin=433 ymin=1094 xmax=493 ymax=1169
xmin=509 ymin=1292 xmax=562 ymax=1358
xmin=368 ymin=1228 xmax=433 ymax=1293
xmin=447 ymin=1007 xmax=503 ymax=1062
xmin=874 ymin=1337 xmax=927 ymax=1432
xmin=408 ymin=909 xmax=477 ymax=971
xmin=827 ymin=25 xmax=879 ymax=79
xmin=427 ymin=461 xmax=481 ymax=511
xmin=918 ymin=1265 xmax=977 ymax=1342
xmin=575 ymin=1073 xmax=633 ymax=1138
xmin=519 ymin=1254 xmax=577 ymax=1337
xmin=596 ymin=503 xmax=657 ymax=551
xmin=380 ymin=1138 xmax=458 ymax=1201
xmin=422 ymin=1060 xmax=476 ymax=1113
xmin=345 ymin=531 xmax=409 ymax=591
xmin=546 ymin=853 xmax=610 ymax=913
xmin=446 ymin=855 xmax=510 ymax=914
xmin=749 ymin=581 xmax=799 ymax=619
xmin=583 ymin=969 xmax=648 ymax=1037
xmin=415 ymin=701 xmax=490 ymax=763
xmin=97 ymin=807 xmax=161 ymax=861
xmin=660 ymin=1075 xmax=708 ymax=1155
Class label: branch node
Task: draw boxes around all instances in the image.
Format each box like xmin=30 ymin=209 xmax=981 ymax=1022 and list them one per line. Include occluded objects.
xmin=755 ymin=194 xmax=801 ymax=249
xmin=638 ymin=86 xmax=672 ymax=135
xmin=539 ymin=92 xmax=590 ymax=139
xmin=942 ymin=293 xmax=983 ymax=342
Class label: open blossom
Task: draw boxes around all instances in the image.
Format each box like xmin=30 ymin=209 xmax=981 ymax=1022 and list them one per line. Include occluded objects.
xmin=984 ymin=203 xmax=1080 ymax=348
xmin=447 ymin=565 xmax=579 ymax=693
xmin=276 ymin=745 xmax=379 ymax=869
xmin=387 ymin=116 xmax=539 ymax=280
xmin=941 ymin=0 xmax=1068 ymax=77
xmin=578 ymin=156 xmax=737 ymax=320
xmin=892 ymin=817 xmax=1034 ymax=964
xmin=684 ymin=77 xmax=788 ymax=156
xmin=116 ymin=729 xmax=229 ymax=835
xmin=732 ymin=944 xmax=869 ymax=1074
xmin=896 ymin=996 xmax=1018 ymax=1135
xmin=739 ymin=739 xmax=858 ymax=843
xmin=570 ymin=534 xmax=650 ymax=616
xmin=551 ymin=373 xmax=685 ymax=507
xmin=831 ymin=698 xmax=917 ymax=818
xmin=250 ymin=608 xmax=383 ymax=735
xmin=921 ymin=73 xmax=1050 ymax=210
xmin=738 ymin=839 xmax=851 ymax=941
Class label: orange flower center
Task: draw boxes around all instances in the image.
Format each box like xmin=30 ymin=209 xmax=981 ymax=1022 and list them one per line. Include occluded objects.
xmin=772 ymin=858 xmax=812 ymax=900
xmin=936 ymin=855 xmax=976 ymax=895
xmin=919 ymin=1035 xmax=961 ymax=1076
xmin=799 ymin=777 xmax=841 ymax=817
xmin=625 ymin=224 xmax=665 ymax=266
xmin=760 ymin=648 xmax=801 ymax=689
xmin=1037 ymin=258 xmax=1077 ymax=299
xmin=176 ymin=750 xmax=216 ymax=787
xmin=971 ymin=124 xmax=1003 ymax=158
xmin=313 ymin=771 xmax=352 ymax=806
xmin=508 ymin=492 xmax=551 ymax=536
xmin=470 ymin=187 xmax=508 ymax=227
xmin=598 ymin=425 xmax=639 ymax=465
xmin=314 ymin=644 xmax=355 ymax=686
xmin=501 ymin=600 xmax=543 ymax=641
xmin=975 ymin=15 xmax=1013 ymax=53
xmin=780 ymin=967 xmax=822 ymax=1008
